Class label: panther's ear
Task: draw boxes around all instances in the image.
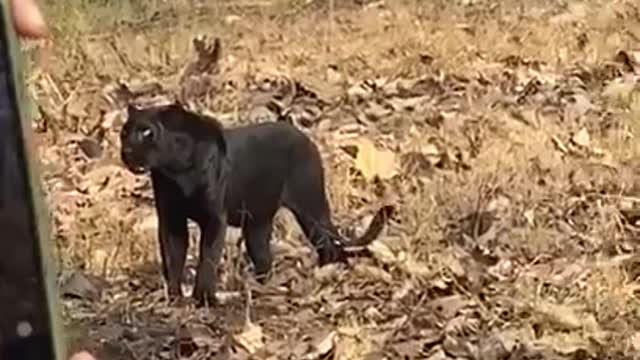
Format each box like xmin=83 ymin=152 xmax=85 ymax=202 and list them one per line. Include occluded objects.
xmin=208 ymin=118 xmax=227 ymax=156
xmin=126 ymin=103 xmax=139 ymax=116
xmin=169 ymin=99 xmax=185 ymax=111
xmin=179 ymin=106 xmax=227 ymax=156
xmin=211 ymin=129 xmax=230 ymax=188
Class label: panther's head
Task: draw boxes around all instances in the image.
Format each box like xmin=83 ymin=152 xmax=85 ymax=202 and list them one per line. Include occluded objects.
xmin=120 ymin=104 xmax=166 ymax=174
xmin=120 ymin=102 xmax=228 ymax=188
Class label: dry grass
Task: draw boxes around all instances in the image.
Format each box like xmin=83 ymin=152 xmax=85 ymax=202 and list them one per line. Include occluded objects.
xmin=26 ymin=0 xmax=640 ymax=358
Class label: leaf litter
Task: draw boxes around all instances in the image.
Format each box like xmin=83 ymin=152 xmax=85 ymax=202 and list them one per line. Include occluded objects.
xmin=26 ymin=0 xmax=640 ymax=358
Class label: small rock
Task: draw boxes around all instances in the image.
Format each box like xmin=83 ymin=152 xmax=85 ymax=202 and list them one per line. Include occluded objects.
xmin=326 ymin=66 xmax=344 ymax=85
xmin=78 ymin=138 xmax=103 ymax=159
xmin=61 ymin=270 xmax=107 ymax=301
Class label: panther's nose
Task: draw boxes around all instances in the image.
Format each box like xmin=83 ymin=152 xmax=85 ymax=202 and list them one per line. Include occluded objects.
xmin=121 ymin=147 xmax=135 ymax=163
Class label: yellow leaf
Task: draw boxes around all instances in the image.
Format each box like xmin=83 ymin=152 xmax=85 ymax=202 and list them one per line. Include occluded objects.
xmin=354 ymin=138 xmax=398 ymax=181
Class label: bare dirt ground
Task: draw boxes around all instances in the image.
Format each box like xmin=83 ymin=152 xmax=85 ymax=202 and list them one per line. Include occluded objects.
xmin=22 ymin=0 xmax=640 ymax=358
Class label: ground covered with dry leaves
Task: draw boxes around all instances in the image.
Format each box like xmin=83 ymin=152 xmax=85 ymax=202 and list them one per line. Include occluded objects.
xmin=23 ymin=0 xmax=640 ymax=358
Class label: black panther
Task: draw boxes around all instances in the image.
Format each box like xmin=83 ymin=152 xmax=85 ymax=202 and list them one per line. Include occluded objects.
xmin=120 ymin=101 xmax=394 ymax=305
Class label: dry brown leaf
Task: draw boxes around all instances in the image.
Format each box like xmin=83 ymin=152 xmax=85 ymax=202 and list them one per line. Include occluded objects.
xmin=444 ymin=315 xmax=480 ymax=336
xmin=334 ymin=325 xmax=377 ymax=360
xmin=391 ymin=281 xmax=414 ymax=301
xmin=425 ymin=347 xmax=447 ymax=360
xmin=352 ymin=263 xmax=394 ymax=283
xmin=447 ymin=256 xmax=466 ymax=278
xmin=401 ymin=255 xmax=433 ymax=277
xmin=190 ymin=324 xmax=218 ymax=348
xmin=313 ymin=330 xmax=337 ymax=354
xmin=65 ymin=95 xmax=90 ymax=118
xmin=520 ymin=207 xmax=535 ymax=226
xmin=428 ymin=295 xmax=474 ymax=320
xmin=313 ymin=263 xmax=343 ymax=282
xmin=133 ymin=214 xmax=158 ymax=234
xmin=430 ymin=277 xmax=452 ymax=291
xmin=232 ymin=322 xmax=265 ymax=355
xmin=77 ymin=165 xmax=122 ymax=195
xmin=551 ymin=135 xmax=569 ymax=154
xmin=346 ymin=83 xmax=373 ymax=100
xmin=582 ymin=315 xmax=608 ymax=344
xmin=630 ymin=90 xmax=640 ymax=113
xmin=302 ymin=330 xmax=336 ymax=360
xmin=391 ymin=339 xmax=424 ymax=358
xmin=615 ymin=50 xmax=640 ymax=73
xmin=549 ymin=2 xmax=588 ymax=24
xmin=564 ymin=93 xmax=593 ymax=122
xmin=493 ymin=328 xmax=533 ymax=354
xmin=421 ymin=142 xmax=445 ymax=166
xmin=534 ymin=301 xmax=584 ymax=331
xmin=216 ymin=291 xmax=244 ymax=305
xmin=387 ymin=96 xmax=429 ymax=112
xmin=602 ymin=80 xmax=635 ymax=102
xmin=441 ymin=335 xmax=473 ymax=358
xmin=90 ymin=249 xmax=109 ymax=273
xmin=535 ymin=332 xmax=590 ymax=355
xmin=571 ymin=128 xmax=591 ymax=148
xmin=630 ymin=332 xmax=640 ymax=352
xmin=549 ymin=263 xmax=588 ymax=287
xmin=476 ymin=335 xmax=510 ymax=360
xmin=353 ymin=137 xmax=398 ymax=181
xmin=101 ymin=109 xmax=123 ymax=129
xmin=367 ymin=240 xmax=397 ymax=265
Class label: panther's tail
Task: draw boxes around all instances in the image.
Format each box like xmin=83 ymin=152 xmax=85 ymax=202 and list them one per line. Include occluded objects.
xmin=342 ymin=205 xmax=395 ymax=250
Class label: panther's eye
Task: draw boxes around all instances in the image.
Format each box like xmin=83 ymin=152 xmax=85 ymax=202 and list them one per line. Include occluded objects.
xmin=136 ymin=126 xmax=153 ymax=143
xmin=129 ymin=126 xmax=152 ymax=145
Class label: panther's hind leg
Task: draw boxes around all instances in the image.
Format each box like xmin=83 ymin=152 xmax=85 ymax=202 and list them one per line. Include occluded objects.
xmin=291 ymin=210 xmax=347 ymax=266
xmin=282 ymin=161 xmax=347 ymax=266
xmin=242 ymin=220 xmax=274 ymax=283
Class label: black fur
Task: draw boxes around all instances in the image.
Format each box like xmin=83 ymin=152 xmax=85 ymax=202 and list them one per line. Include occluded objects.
xmin=120 ymin=102 xmax=394 ymax=305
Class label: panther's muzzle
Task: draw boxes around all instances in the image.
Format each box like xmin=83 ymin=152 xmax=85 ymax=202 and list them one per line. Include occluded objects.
xmin=120 ymin=146 xmax=149 ymax=174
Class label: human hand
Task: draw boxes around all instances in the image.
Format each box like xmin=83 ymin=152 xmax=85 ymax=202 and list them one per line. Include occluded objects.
xmin=70 ymin=351 xmax=96 ymax=360
xmin=9 ymin=0 xmax=46 ymax=38
xmin=10 ymin=0 xmax=79 ymax=356
xmin=12 ymin=0 xmax=78 ymax=357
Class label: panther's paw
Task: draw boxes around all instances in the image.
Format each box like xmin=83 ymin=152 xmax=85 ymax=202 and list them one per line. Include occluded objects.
xmin=254 ymin=268 xmax=273 ymax=285
xmin=193 ymin=286 xmax=219 ymax=308
xmin=317 ymin=242 xmax=348 ymax=266
xmin=167 ymin=284 xmax=184 ymax=301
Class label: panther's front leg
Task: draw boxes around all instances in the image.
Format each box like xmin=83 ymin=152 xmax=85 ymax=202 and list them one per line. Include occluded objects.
xmin=157 ymin=215 xmax=189 ymax=299
xmin=193 ymin=211 xmax=227 ymax=306
xmin=152 ymin=172 xmax=189 ymax=300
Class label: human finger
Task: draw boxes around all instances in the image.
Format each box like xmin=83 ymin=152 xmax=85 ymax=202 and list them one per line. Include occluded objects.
xmin=69 ymin=351 xmax=96 ymax=360
xmin=9 ymin=0 xmax=47 ymax=38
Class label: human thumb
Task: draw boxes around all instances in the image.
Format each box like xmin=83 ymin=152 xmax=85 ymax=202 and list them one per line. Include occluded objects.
xmin=9 ymin=0 xmax=47 ymax=38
